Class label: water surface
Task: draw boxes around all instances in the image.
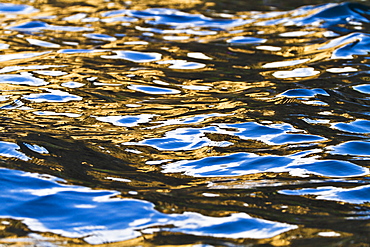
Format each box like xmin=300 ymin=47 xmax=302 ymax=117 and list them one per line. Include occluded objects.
xmin=1 ymin=0 xmax=370 ymax=246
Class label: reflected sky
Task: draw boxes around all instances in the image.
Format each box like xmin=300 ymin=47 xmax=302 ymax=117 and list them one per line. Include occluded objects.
xmin=227 ymin=36 xmax=267 ymax=45
xmin=157 ymin=60 xmax=206 ymax=69
xmin=272 ymin=67 xmax=320 ymax=79
xmin=279 ymin=184 xmax=370 ymax=204
xmin=125 ymin=120 xmax=327 ymax=151
xmin=125 ymin=126 xmax=232 ymax=151
xmin=0 ymin=167 xmax=297 ymax=244
xmin=0 ymin=141 xmax=30 ymax=161
xmin=332 ymin=120 xmax=370 ymax=134
xmin=102 ymin=50 xmax=162 ymax=63
xmin=0 ymin=3 xmax=37 ymax=14
xmin=127 ymin=84 xmax=181 ymax=94
xmin=7 ymin=21 xmax=92 ymax=32
xmin=1 ymin=0 xmax=370 ymax=245
xmin=162 ymin=152 xmax=369 ymax=178
xmin=0 ymin=73 xmax=48 ymax=86
xmin=0 ymin=52 xmax=50 ymax=62
xmin=329 ymin=141 xmax=370 ymax=157
xmin=94 ymin=114 xmax=156 ymax=127
xmin=102 ymin=8 xmax=250 ymax=28
xmin=26 ymin=38 xmax=60 ymax=48
xmin=23 ymin=89 xmax=83 ymax=103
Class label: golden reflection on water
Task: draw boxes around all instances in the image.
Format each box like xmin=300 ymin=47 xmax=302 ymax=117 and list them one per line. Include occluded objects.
xmin=1 ymin=0 xmax=370 ymax=246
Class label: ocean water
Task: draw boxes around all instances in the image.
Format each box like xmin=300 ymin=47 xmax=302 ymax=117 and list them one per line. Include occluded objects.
xmin=0 ymin=0 xmax=370 ymax=246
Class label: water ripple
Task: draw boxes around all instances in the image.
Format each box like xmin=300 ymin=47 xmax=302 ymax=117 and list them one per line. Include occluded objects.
xmin=8 ymin=21 xmax=92 ymax=32
xmin=292 ymin=2 xmax=370 ymax=29
xmin=0 ymin=3 xmax=37 ymax=14
xmin=279 ymin=184 xmax=370 ymax=204
xmin=329 ymin=141 xmax=370 ymax=157
xmin=217 ymin=122 xmax=326 ymax=145
xmin=332 ymin=119 xmax=370 ymax=134
xmin=23 ymin=89 xmax=82 ymax=103
xmin=272 ymin=67 xmax=320 ymax=79
xmin=94 ymin=114 xmax=156 ymax=127
xmin=102 ymin=50 xmax=162 ymax=63
xmin=103 ymin=8 xmax=250 ymax=28
xmin=127 ymin=84 xmax=181 ymax=94
xmin=162 ymin=152 xmax=368 ymax=178
xmin=0 ymin=73 xmax=48 ymax=86
xmin=1 ymin=0 xmax=370 ymax=245
xmin=0 ymin=168 xmax=297 ymax=244
xmin=126 ymin=126 xmax=232 ymax=151
xmin=0 ymin=141 xmax=30 ymax=161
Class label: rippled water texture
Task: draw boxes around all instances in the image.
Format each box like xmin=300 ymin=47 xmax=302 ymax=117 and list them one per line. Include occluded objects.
xmin=1 ymin=0 xmax=370 ymax=246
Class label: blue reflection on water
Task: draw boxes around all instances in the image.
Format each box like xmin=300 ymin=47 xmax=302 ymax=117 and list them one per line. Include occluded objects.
xmin=163 ymin=153 xmax=292 ymax=177
xmin=128 ymin=84 xmax=181 ymax=94
xmin=151 ymin=113 xmax=229 ymax=128
xmin=162 ymin=152 xmax=369 ymax=178
xmin=330 ymin=141 xmax=370 ymax=157
xmin=3 ymin=0 xmax=370 ymax=244
xmin=0 ymin=73 xmax=48 ymax=86
xmin=227 ymin=36 xmax=267 ymax=45
xmin=23 ymin=143 xmax=49 ymax=154
xmin=23 ymin=89 xmax=83 ymax=103
xmin=353 ymin=84 xmax=370 ymax=94
xmin=58 ymin=49 xmax=106 ymax=54
xmin=8 ymin=21 xmax=92 ymax=32
xmin=219 ymin=122 xmax=285 ymax=137
xmin=94 ymin=114 xmax=156 ymax=127
xmin=126 ymin=126 xmax=232 ymax=151
xmin=83 ymin=33 xmax=117 ymax=41
xmin=294 ymin=2 xmax=370 ymax=28
xmin=102 ymin=50 xmax=162 ymax=62
xmin=0 ymin=141 xmax=30 ymax=161
xmin=102 ymin=8 xmax=249 ymax=28
xmin=27 ymin=38 xmax=60 ymax=48
xmin=319 ymin=32 xmax=370 ymax=59
xmin=279 ymin=88 xmax=329 ymax=98
xmin=263 ymin=59 xmax=310 ymax=69
xmin=157 ymin=59 xmax=206 ymax=69
xmin=279 ymin=184 xmax=370 ymax=204
xmin=0 ymin=168 xmax=297 ymax=244
xmin=127 ymin=122 xmax=326 ymax=151
xmin=332 ymin=120 xmax=370 ymax=134
xmin=0 ymin=3 xmax=37 ymax=14
xmin=272 ymin=67 xmax=320 ymax=79
xmin=217 ymin=122 xmax=326 ymax=145
xmin=269 ymin=133 xmax=325 ymax=145
xmin=288 ymin=160 xmax=368 ymax=177
xmin=0 ymin=52 xmax=50 ymax=62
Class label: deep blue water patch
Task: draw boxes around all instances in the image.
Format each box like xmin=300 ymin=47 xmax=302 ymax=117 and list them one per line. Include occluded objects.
xmin=332 ymin=120 xmax=370 ymax=134
xmin=0 ymin=168 xmax=297 ymax=244
xmin=162 ymin=152 xmax=368 ymax=177
xmin=292 ymin=2 xmax=370 ymax=29
xmin=330 ymin=141 xmax=370 ymax=156
xmin=0 ymin=3 xmax=37 ymax=14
